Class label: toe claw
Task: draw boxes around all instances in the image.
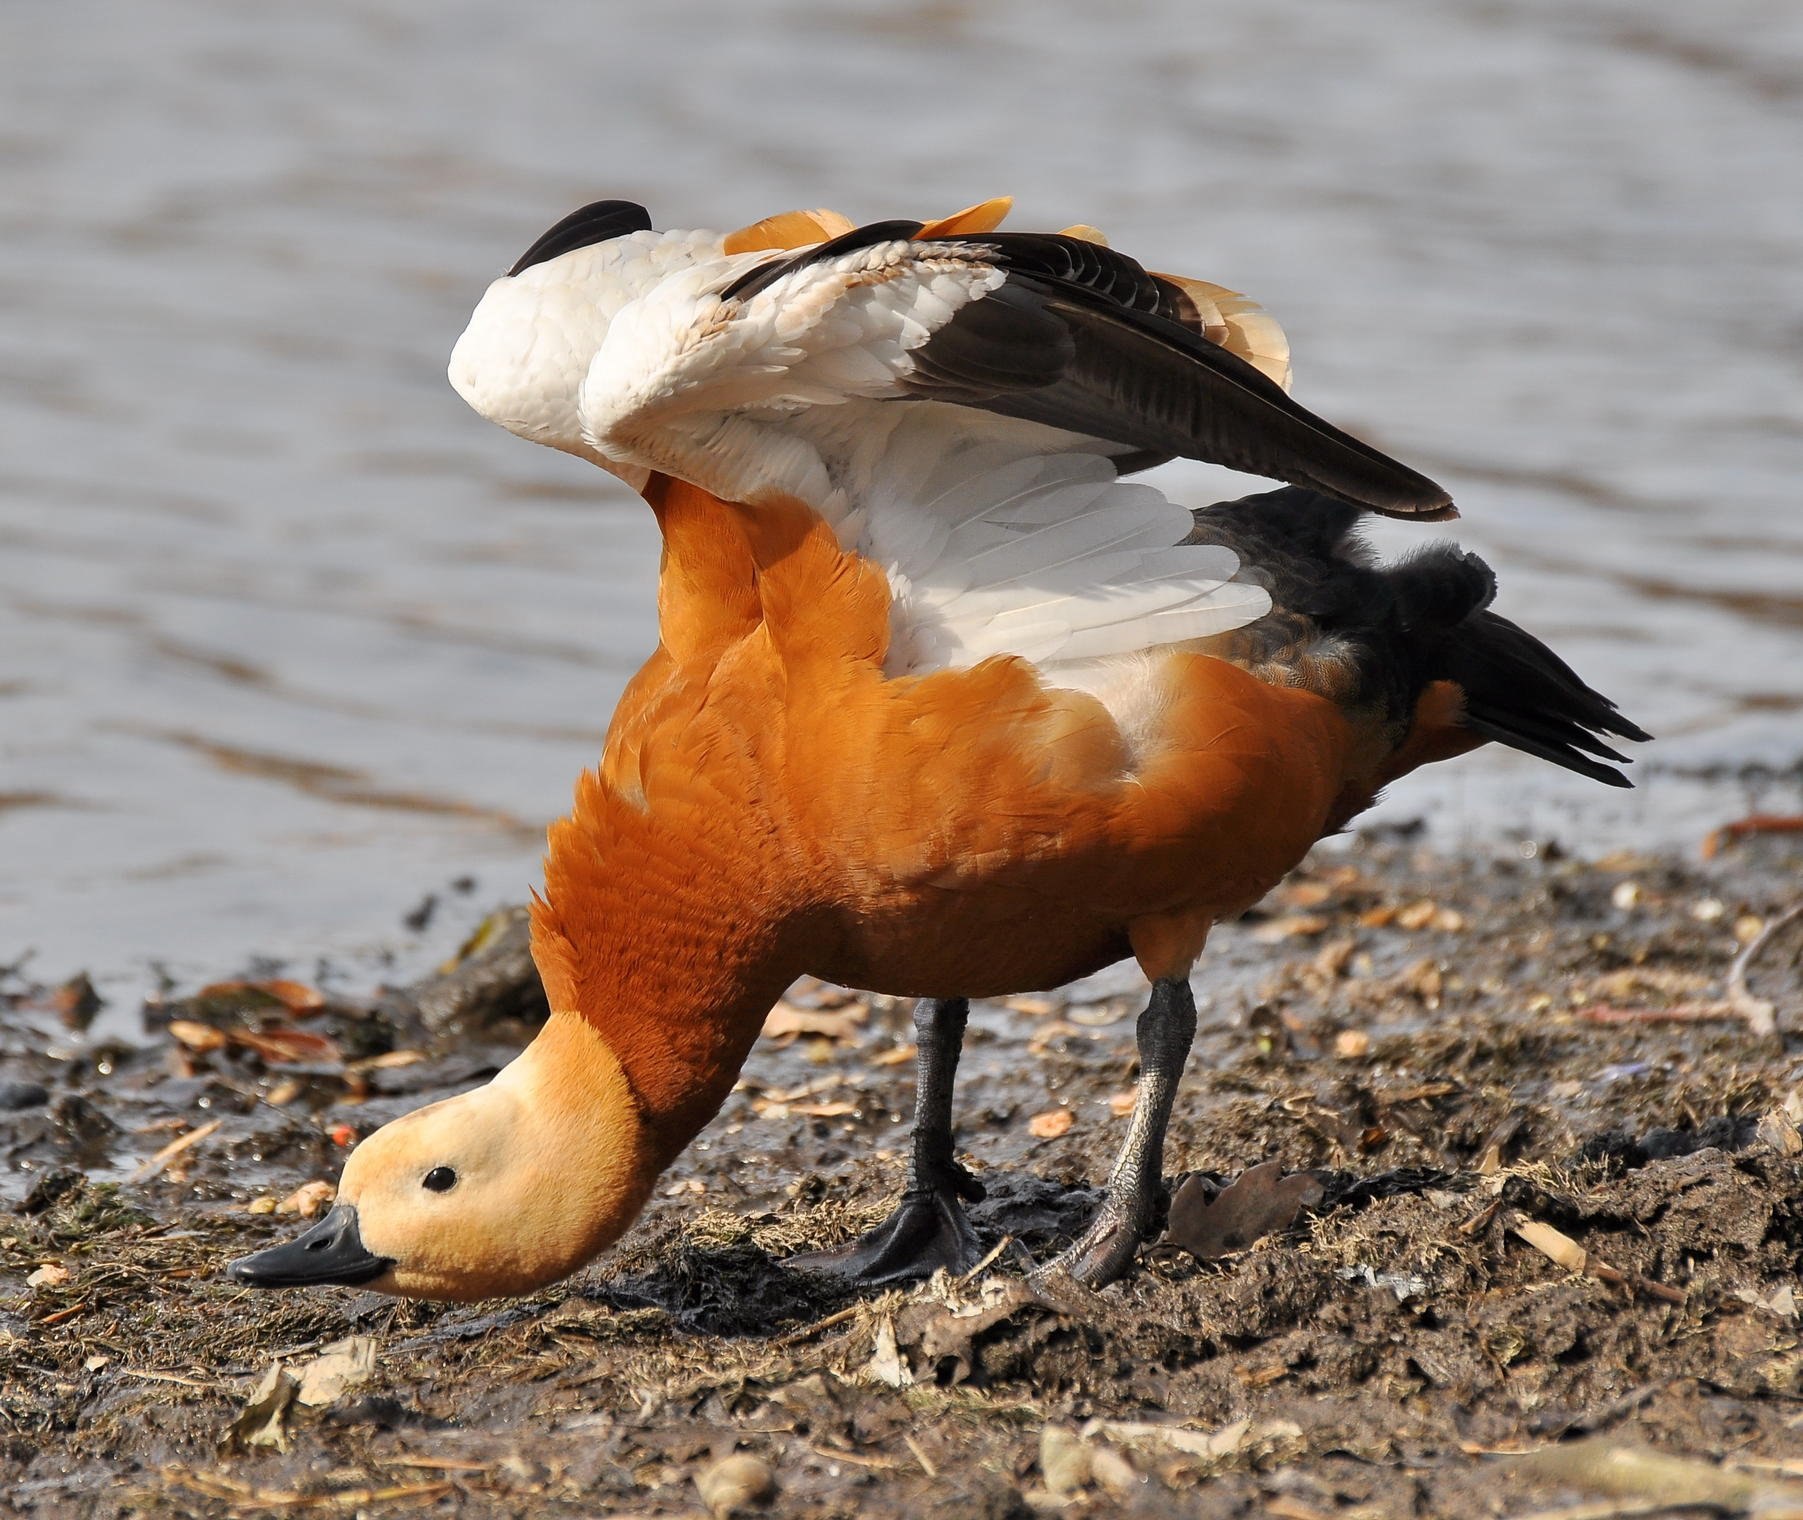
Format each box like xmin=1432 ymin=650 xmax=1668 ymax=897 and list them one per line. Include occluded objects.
xmin=1038 ymin=1200 xmax=1153 ymax=1289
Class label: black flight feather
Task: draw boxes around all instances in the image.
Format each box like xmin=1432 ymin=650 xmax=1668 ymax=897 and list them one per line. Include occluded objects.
xmin=508 ymin=200 xmax=654 ymax=278
xmin=893 ymin=229 xmax=1454 ymax=521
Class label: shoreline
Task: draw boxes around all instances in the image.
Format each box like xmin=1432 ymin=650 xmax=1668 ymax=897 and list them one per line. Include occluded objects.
xmin=3 ymin=827 xmax=1801 ymax=1515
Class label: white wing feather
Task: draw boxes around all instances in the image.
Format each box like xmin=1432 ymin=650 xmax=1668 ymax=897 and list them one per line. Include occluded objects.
xmin=458 ymin=233 xmax=1275 ymax=680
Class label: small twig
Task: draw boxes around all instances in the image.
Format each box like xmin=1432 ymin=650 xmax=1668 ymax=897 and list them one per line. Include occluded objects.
xmin=903 ymin=1433 xmax=938 ymax=1478
xmin=123 ymin=1369 xmax=220 ymax=1390
xmin=1702 ymin=812 xmax=1803 ymax=859
xmin=771 ymin=1304 xmax=862 ymax=1348
xmin=954 ymin=1236 xmax=1013 ymax=1286
xmin=1503 ymin=1500 xmax=1696 ymax=1520
xmin=1512 ymin=1217 xmax=1687 ymax=1305
xmin=131 ymin=1118 xmax=223 ymax=1182
xmin=221 ymin=1480 xmax=456 ymax=1511
xmin=806 ymin=1443 xmax=900 ymax=1470
xmin=1575 ymin=1002 xmax=1746 ymax=1026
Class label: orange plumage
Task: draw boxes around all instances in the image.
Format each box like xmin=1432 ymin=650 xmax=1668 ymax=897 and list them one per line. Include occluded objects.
xmin=537 ymin=478 xmax=1399 ymax=1157
xmin=229 ymin=198 xmax=1645 ymax=1302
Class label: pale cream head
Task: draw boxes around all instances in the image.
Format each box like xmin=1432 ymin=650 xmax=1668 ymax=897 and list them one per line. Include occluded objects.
xmin=231 ymin=1016 xmax=664 ymax=1302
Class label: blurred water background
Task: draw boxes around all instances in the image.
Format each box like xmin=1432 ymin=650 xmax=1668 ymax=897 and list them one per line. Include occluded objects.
xmin=3 ymin=0 xmax=1801 ymax=1001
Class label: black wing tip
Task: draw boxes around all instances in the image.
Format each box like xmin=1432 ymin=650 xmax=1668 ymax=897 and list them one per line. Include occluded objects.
xmin=508 ymin=199 xmax=654 ymax=278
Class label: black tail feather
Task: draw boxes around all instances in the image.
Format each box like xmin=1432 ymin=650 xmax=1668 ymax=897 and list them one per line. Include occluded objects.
xmin=1438 ymin=609 xmax=1650 ymax=787
xmin=1189 ymin=484 xmax=1649 ymax=788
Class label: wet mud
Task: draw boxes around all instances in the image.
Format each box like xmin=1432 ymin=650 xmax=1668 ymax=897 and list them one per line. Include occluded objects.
xmin=4 ymin=827 xmax=1803 ymax=1517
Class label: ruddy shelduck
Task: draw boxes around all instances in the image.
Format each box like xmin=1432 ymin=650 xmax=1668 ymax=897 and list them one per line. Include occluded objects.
xmin=231 ymin=198 xmax=1645 ymax=1300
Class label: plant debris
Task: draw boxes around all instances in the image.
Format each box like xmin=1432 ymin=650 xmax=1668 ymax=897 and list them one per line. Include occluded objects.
xmin=4 ymin=834 xmax=1803 ymax=1516
xmin=1165 ymin=1159 xmax=1326 ymax=1260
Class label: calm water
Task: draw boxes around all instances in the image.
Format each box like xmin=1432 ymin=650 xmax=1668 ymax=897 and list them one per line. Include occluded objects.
xmin=3 ymin=0 xmax=1801 ymax=1001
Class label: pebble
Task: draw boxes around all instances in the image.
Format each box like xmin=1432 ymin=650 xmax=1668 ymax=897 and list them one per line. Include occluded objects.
xmin=1039 ymin=1424 xmax=1091 ymax=1497
xmin=695 ymin=1453 xmax=776 ymax=1517
xmin=0 ymin=1081 xmax=50 ymax=1112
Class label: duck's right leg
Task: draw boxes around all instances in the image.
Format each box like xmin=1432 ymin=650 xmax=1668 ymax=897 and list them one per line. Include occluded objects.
xmin=789 ymin=996 xmax=984 ymax=1283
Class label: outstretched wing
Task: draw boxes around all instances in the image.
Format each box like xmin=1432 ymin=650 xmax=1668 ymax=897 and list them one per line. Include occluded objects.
xmin=456 ymin=202 xmax=1446 ymax=679
xmin=580 ymin=221 xmax=1451 ymax=522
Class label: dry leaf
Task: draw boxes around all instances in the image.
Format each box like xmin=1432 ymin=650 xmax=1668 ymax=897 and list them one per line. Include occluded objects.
xmin=762 ymin=1001 xmax=865 ymax=1041
xmin=167 ymin=1020 xmax=227 ymax=1053
xmin=890 ymin=1279 xmax=1041 ymax=1386
xmin=27 ymin=1262 xmax=70 ymax=1289
xmin=1066 ymin=1001 xmax=1131 ymax=1028
xmin=865 ymin=1317 xmax=909 ymax=1387
xmin=1252 ymin=913 xmax=1332 ymax=943
xmin=1512 ymin=1437 xmax=1797 ymax=1511
xmin=1027 ymin=1021 xmax=1086 ymax=1054
xmin=1165 ymin=1161 xmax=1325 ymax=1261
xmin=1107 ymin=1091 xmax=1136 ymax=1117
xmin=1028 ymin=1108 xmax=1074 ymax=1139
xmin=345 ymin=1049 xmax=426 ymax=1073
xmin=1395 ymin=899 xmax=1439 ymax=930
xmin=225 ymin=1364 xmax=297 ymax=1453
xmin=293 ymin=1335 xmax=377 ymax=1407
xmin=1088 ymin=1445 xmax=1142 ymax=1498
xmin=229 ymin=1026 xmax=341 ymax=1065
xmin=1040 ymin=1424 xmax=1091 ymax=1497
xmin=196 ymin=978 xmax=325 ymax=1014
xmin=52 ymin=972 xmax=103 ymax=1029
xmin=1332 ymin=1029 xmax=1371 ymax=1059
xmin=1079 ymin=1414 xmax=1297 ymax=1462
xmin=276 ymin=1180 xmax=336 ymax=1218
xmin=1277 ymin=880 xmax=1336 ymax=910
xmin=695 ymin=1454 xmax=776 ymax=1518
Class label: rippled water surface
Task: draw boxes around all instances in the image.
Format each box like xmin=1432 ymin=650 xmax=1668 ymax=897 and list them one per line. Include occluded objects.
xmin=3 ymin=0 xmax=1801 ymax=995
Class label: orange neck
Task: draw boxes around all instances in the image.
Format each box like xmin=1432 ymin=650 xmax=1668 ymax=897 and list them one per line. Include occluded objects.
xmin=528 ymin=768 xmax=807 ymax=1163
xmin=529 ymin=476 xmax=846 ymax=1161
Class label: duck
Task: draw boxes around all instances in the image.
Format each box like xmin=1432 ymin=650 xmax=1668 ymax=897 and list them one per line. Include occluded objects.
xmin=228 ymin=198 xmax=1646 ymax=1301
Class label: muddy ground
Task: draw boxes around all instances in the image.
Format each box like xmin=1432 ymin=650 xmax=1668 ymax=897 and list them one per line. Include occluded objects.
xmin=4 ymin=826 xmax=1803 ymax=1519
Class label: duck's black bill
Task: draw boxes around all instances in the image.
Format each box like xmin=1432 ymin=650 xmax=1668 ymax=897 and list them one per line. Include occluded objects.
xmin=226 ymin=1204 xmax=393 ymax=1289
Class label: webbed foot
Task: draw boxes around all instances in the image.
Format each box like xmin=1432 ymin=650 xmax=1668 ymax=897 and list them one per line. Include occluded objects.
xmin=790 ymin=1178 xmax=984 ymax=1285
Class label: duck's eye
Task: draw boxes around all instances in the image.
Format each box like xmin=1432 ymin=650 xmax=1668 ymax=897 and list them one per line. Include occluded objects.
xmin=422 ymin=1166 xmax=458 ymax=1193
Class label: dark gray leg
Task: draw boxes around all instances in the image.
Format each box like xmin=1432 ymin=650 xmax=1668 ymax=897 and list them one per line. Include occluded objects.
xmin=1038 ymin=977 xmax=1197 ymax=1288
xmin=790 ymin=998 xmax=984 ymax=1283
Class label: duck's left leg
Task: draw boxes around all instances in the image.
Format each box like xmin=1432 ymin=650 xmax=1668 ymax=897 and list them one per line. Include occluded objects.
xmin=1038 ymin=976 xmax=1196 ymax=1288
xmin=789 ymin=996 xmax=984 ymax=1283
